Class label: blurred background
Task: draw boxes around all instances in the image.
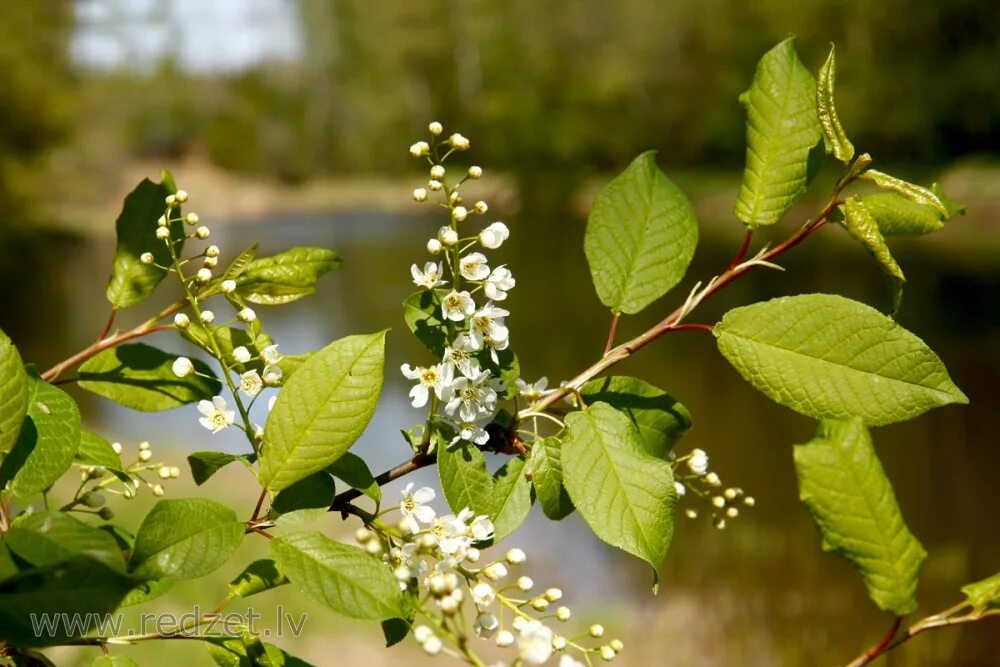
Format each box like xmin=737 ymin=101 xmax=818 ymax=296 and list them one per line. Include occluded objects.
xmin=2 ymin=1 xmax=999 ymax=665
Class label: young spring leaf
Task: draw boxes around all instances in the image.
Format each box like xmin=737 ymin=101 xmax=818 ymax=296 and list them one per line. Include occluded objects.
xmin=838 ymin=196 xmax=905 ymax=307
xmin=584 ymin=151 xmax=698 ymax=315
xmin=961 ymin=572 xmax=1000 ymax=613
xmin=794 ymin=418 xmax=926 ymax=615
xmin=438 ymin=440 xmax=494 ymax=520
xmin=106 ymin=176 xmax=180 ymax=309
xmin=715 ymin=294 xmax=967 ymax=425
xmin=562 ymin=403 xmax=676 ymax=586
xmin=735 ymin=38 xmax=823 ymax=228
xmin=527 ymin=436 xmax=575 ymax=521
xmin=236 ymin=247 xmax=342 ymax=305
xmin=0 ymin=375 xmax=80 ymax=497
xmin=403 ymin=289 xmax=448 ymax=357
xmin=75 ymin=430 xmax=123 ymax=470
xmin=228 ymin=559 xmax=290 ymax=599
xmin=861 ymin=192 xmax=945 ymax=237
xmin=0 ymin=328 xmax=28 ymax=454
xmin=816 ymin=45 xmax=854 ymax=163
xmin=270 ymin=471 xmax=336 ymax=517
xmin=931 ymin=182 xmax=966 ymax=219
xmin=488 ymin=455 xmax=532 ymax=541
xmin=221 ymin=242 xmax=259 ymax=281
xmin=861 ymin=169 xmax=948 ymax=217
xmin=129 ymin=499 xmax=245 ymax=580
xmin=261 ymin=332 xmax=386 ymax=493
xmin=207 ymin=638 xmax=315 ymax=667
xmin=328 ymin=451 xmax=381 ymax=503
xmin=187 ymin=451 xmax=255 ymax=486
xmin=78 ymin=343 xmax=221 ymax=412
xmin=271 ymin=531 xmax=403 ymax=620
xmin=5 ymin=511 xmax=127 ymax=572
xmin=579 ymin=376 xmax=691 ymax=458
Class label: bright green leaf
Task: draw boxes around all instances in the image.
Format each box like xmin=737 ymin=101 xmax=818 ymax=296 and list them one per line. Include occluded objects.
xmin=106 ymin=177 xmax=179 ymax=309
xmin=817 ymin=45 xmax=854 ymax=163
xmin=0 ymin=329 xmax=28 ymax=454
xmin=328 ymin=452 xmax=381 ymax=503
xmin=961 ymin=572 xmax=1000 ymax=613
xmin=272 ymin=531 xmax=402 ymax=620
xmin=208 ymin=638 xmax=315 ymax=667
xmin=228 ymin=559 xmax=289 ymax=599
xmin=563 ymin=403 xmax=676 ymax=585
xmin=237 ymin=247 xmax=341 ymax=305
xmin=489 ymin=455 xmax=532 ymax=541
xmin=403 ymin=290 xmax=448 ymax=357
xmin=579 ymin=376 xmax=691 ymax=458
xmin=931 ymin=183 xmax=965 ymax=219
xmin=270 ymin=472 xmax=336 ymax=517
xmin=129 ymin=499 xmax=244 ymax=580
xmin=438 ymin=440 xmax=493 ymax=519
xmin=794 ymin=418 xmax=926 ymax=615
xmin=6 ymin=511 xmax=126 ymax=572
xmin=261 ymin=332 xmax=386 ymax=493
xmin=839 ymin=197 xmax=905 ymax=305
xmin=187 ymin=451 xmax=255 ymax=486
xmin=528 ymin=436 xmax=574 ymax=521
xmin=584 ymin=151 xmax=698 ymax=314
xmin=715 ymin=294 xmax=967 ymax=425
xmin=861 ymin=192 xmax=945 ymax=237
xmin=222 ymin=243 xmax=259 ymax=281
xmin=861 ymin=169 xmax=948 ymax=217
xmin=118 ymin=578 xmax=174 ymax=608
xmin=78 ymin=343 xmax=221 ymax=412
xmin=735 ymin=37 xmax=823 ymax=228
xmin=75 ymin=430 xmax=123 ymax=470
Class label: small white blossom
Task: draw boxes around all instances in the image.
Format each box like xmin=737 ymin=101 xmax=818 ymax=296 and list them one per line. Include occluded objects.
xmin=411 ymin=262 xmax=446 ymax=289
xmin=221 ymin=279 xmax=237 ymax=294
xmin=240 ymin=370 xmax=263 ymax=397
xmin=473 ymin=200 xmax=488 ymax=214
xmin=485 ymin=266 xmax=516 ymax=300
xmin=442 ymin=335 xmax=480 ymax=377
xmin=206 ymin=245 xmax=220 ymax=257
xmin=262 ymin=365 xmax=282 ymax=385
xmin=449 ymin=133 xmax=470 ymax=150
xmin=428 ymin=179 xmax=443 ymax=191
xmin=428 ymin=121 xmax=443 ymax=136
xmin=196 ymin=268 xmax=212 ymax=282
xmin=410 ymin=141 xmax=430 ymax=157
xmin=171 ymin=357 xmax=194 ymax=378
xmin=401 ymin=363 xmax=452 ymax=408
xmin=472 ymin=582 xmax=496 ymax=607
xmin=422 ymin=635 xmax=443 ymax=656
xmin=589 ymin=624 xmax=605 ymax=638
xmin=506 ymin=548 xmax=526 ymax=564
xmin=185 ymin=212 xmax=199 ymax=225
xmin=441 ymin=290 xmax=475 ymax=322
xmin=197 ymin=396 xmax=235 ymax=433
xmin=138 ymin=449 xmax=152 ymax=462
xmin=413 ymin=187 xmax=428 ymax=202
xmin=468 ymin=303 xmax=510 ymax=350
xmin=195 ymin=226 xmax=210 ymax=239
xmin=517 ymin=620 xmax=554 ymax=665
xmin=688 ymin=448 xmax=709 ymax=475
xmin=452 ymin=205 xmax=468 ymax=222
xmin=444 ymin=367 xmax=502 ymax=422
xmin=496 ymin=630 xmax=515 ymax=647
xmin=155 ymin=226 xmax=170 ymax=240
xmin=200 ymin=310 xmax=215 ymax=323
xmin=600 ymin=646 xmax=616 ymax=661
xmin=232 ymin=346 xmax=252 ymax=364
xmin=261 ymin=344 xmax=282 ymax=365
xmin=705 ymin=472 xmax=721 ymax=487
xmin=202 ymin=256 xmax=218 ymax=269
xmin=430 ymin=164 xmax=446 ymax=179
xmin=157 ymin=215 xmax=167 ymax=227
xmin=515 ymin=377 xmax=549 ymax=402
xmin=675 ymin=481 xmax=686 ymax=497
xmin=173 ymin=313 xmax=190 ymax=328
xmin=474 ymin=613 xmax=500 ymax=639
xmin=427 ymin=238 xmax=443 ymax=254
xmin=450 ymin=422 xmax=489 ymax=447
xmin=517 ymin=576 xmax=534 ymax=592
xmin=479 ymin=222 xmax=510 ymax=249
xmin=140 ymin=252 xmax=154 ymax=265
xmin=174 ymin=189 xmax=188 ymax=203
xmin=483 ymin=562 xmax=508 ymax=581
xmin=470 ymin=514 xmax=495 ymax=541
xmin=237 ymin=307 xmax=256 ymax=323
xmin=399 ymin=482 xmax=437 ymax=533
xmin=459 ymin=252 xmax=490 ymax=281
xmin=438 ymin=226 xmax=458 ymax=245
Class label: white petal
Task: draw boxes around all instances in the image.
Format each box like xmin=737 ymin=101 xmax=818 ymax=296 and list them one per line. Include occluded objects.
xmin=412 ymin=486 xmax=436 ymax=504
xmin=409 ymin=384 xmax=429 ymax=408
xmin=413 ymin=505 xmax=436 ymax=524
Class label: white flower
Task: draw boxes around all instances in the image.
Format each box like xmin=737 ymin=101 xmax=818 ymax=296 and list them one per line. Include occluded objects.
xmin=470 ymin=514 xmax=495 ymax=542
xmin=232 ymin=346 xmax=252 ymax=364
xmin=261 ymin=344 xmax=282 ymax=365
xmin=688 ymin=448 xmax=709 ymax=476
xmin=450 ymin=422 xmax=490 ymax=447
xmin=237 ymin=307 xmax=256 ymax=323
xmin=422 ymin=635 xmax=443 ymax=656
xmin=174 ymin=189 xmax=188 ymax=203
xmin=399 ymin=483 xmax=437 ymax=533
xmin=472 ymin=582 xmax=496 ymax=607
xmin=414 ymin=625 xmax=433 ymax=644
xmin=445 ymin=368 xmax=502 ymax=422
xmin=442 ymin=336 xmax=480 ymax=378
xmin=428 ymin=179 xmax=443 ymax=191
xmin=475 ymin=613 xmax=500 ymax=639
xmin=479 ymin=222 xmax=509 ymax=249
xmin=515 ymin=377 xmax=549 ymax=402
xmin=171 ymin=357 xmax=194 ymax=378
xmin=197 ymin=396 xmax=235 ymax=433
xmin=401 ymin=363 xmax=452 ymax=408
xmin=675 ymin=481 xmax=686 ymax=497
xmin=429 ymin=514 xmax=471 ymax=556
xmin=485 ymin=266 xmax=516 ymax=300
xmin=468 ymin=303 xmax=510 ymax=349
xmin=496 ymin=630 xmax=515 ymax=647
xmin=449 ymin=133 xmax=470 ymax=150
xmin=438 ymin=226 xmax=458 ymax=246
xmin=262 ymin=365 xmax=282 ymax=385
xmin=411 ymin=262 xmax=446 ymax=289
xmin=441 ymin=290 xmax=475 ymax=322
xmin=559 ymin=656 xmax=586 ymax=667
xmin=505 ymin=548 xmax=526 ymax=564
xmin=221 ymin=279 xmax=237 ymax=294
xmin=203 ymin=256 xmax=218 ymax=268
xmin=240 ymin=370 xmax=263 ymax=397
xmin=410 ymin=141 xmax=430 ymax=157
xmin=517 ymin=620 xmax=554 ymax=665
xmin=459 ymin=253 xmax=490 ymax=281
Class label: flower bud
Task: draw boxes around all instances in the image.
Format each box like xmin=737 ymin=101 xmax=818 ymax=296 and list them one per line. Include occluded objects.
xmin=203 ymin=256 xmax=218 ymax=269
xmin=430 ymin=165 xmax=445 ymax=179
xmin=438 ymin=227 xmax=458 ymax=246
xmin=138 ymin=449 xmax=152 ymax=462
xmin=196 ymin=268 xmax=212 ymax=282
xmin=158 ymin=466 xmax=172 ymax=479
xmin=428 ymin=179 xmax=443 ymax=191
xmin=410 ymin=141 xmax=430 ymax=157
xmin=172 ymin=357 xmax=194 ymax=378
xmin=138 ymin=441 xmax=150 ymax=451
xmin=237 ymin=307 xmax=257 ymax=323
xmin=449 ymin=133 xmax=470 ymax=150
xmin=152 ymin=484 xmax=164 ymax=497
xmin=200 ymin=310 xmax=215 ymax=323
xmin=221 ymin=279 xmax=237 ymax=294
xmin=174 ymin=189 xmax=189 ymax=203
xmin=600 ymin=645 xmax=616 ymax=661
xmin=195 ymin=226 xmax=210 ymax=239
xmin=165 ymin=194 xmax=176 ymax=206
xmin=610 ymin=639 xmax=624 ymax=652
xmin=140 ymin=252 xmax=155 ymax=265
xmin=206 ymin=245 xmax=220 ymax=257
xmin=473 ymin=200 xmax=488 ymax=214
xmin=556 ymin=606 xmax=571 ymax=621
xmin=173 ymin=313 xmax=190 ymax=328
xmin=516 ymin=576 xmax=534 ymax=591
xmin=483 ymin=562 xmax=507 ymax=581
xmin=451 ymin=206 xmax=468 ymax=222
xmin=81 ymin=491 xmax=105 ymax=508
xmin=355 ymin=527 xmax=373 ymax=544
xmin=468 ymin=165 xmax=483 ymax=179
xmin=428 ymin=121 xmax=443 ymax=136
xmin=589 ymin=624 xmax=605 ymax=638
xmin=157 ymin=215 xmax=168 ymax=227
xmin=365 ymin=539 xmax=382 ymax=556
xmin=426 ymin=238 xmax=443 ymax=254
xmin=413 ymin=188 xmax=428 ymax=202
xmin=545 ymin=587 xmax=563 ymax=601
xmin=496 ymin=630 xmax=514 ymax=647
xmin=155 ymin=226 xmax=170 ymax=240
xmin=111 ymin=442 xmax=123 ymax=454
xmin=505 ymin=547 xmax=526 ymax=564
xmin=530 ymin=597 xmax=549 ymax=611
xmin=552 ymin=636 xmax=567 ymax=650
xmin=185 ymin=212 xmax=199 ymax=225
xmin=98 ymin=506 xmax=115 ymax=520
xmin=422 ymin=635 xmax=442 ymax=655
xmin=413 ymin=625 xmax=433 ymax=643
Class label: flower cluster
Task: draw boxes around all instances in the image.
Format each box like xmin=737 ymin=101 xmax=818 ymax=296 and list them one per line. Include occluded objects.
xmin=403 ymin=124 xmax=516 ymax=448
xmin=72 ymin=440 xmax=181 ymax=519
xmin=673 ymin=447 xmax=755 ymax=529
xmin=355 ymin=484 xmax=621 ymax=665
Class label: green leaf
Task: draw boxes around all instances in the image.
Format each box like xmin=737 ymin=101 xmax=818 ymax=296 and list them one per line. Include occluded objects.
xmin=438 ymin=440 xmax=493 ymax=519
xmin=222 ymin=243 xmax=259 ymax=281
xmin=584 ymin=151 xmax=698 ymax=314
xmin=187 ymin=451 xmax=255 ymax=485
xmin=0 ymin=376 xmax=80 ymax=497
xmin=403 ymin=290 xmax=448 ymax=357
xmin=861 ymin=169 xmax=948 ymax=217
xmin=794 ymin=418 xmax=926 ymax=615
xmin=237 ymin=247 xmax=341 ymax=305
xmin=579 ymin=376 xmax=691 ymax=458
xmin=78 ymin=343 xmax=222 ymax=412
xmin=228 ymin=559 xmax=289 ymax=599
xmin=208 ymin=638 xmax=316 ymax=667
xmin=274 ymin=353 xmax=311 ymax=382
xmin=931 ymin=182 xmax=965 ymax=219
xmin=816 ymin=45 xmax=854 ymax=163
xmin=272 ymin=531 xmax=402 ymax=620
xmin=106 ymin=177 xmax=179 ymax=309
xmin=6 ymin=511 xmax=126 ymax=572
xmin=489 ymin=455 xmax=532 ymax=541
xmin=92 ymin=656 xmax=140 ymax=667
xmin=118 ymin=578 xmax=174 ymax=608
xmin=261 ymin=332 xmax=386 ymax=493
xmin=562 ymin=403 xmax=676 ymax=585
xmin=0 ymin=328 xmax=28 ymax=454
xmin=527 ymin=436 xmax=574 ymax=520
xmin=861 ymin=192 xmax=945 ymax=237
xmin=0 ymin=557 xmax=135 ymax=646
xmin=735 ymin=37 xmax=823 ymax=228
xmin=129 ymin=499 xmax=244 ymax=580
xmin=839 ymin=197 xmax=905 ymax=302
xmin=328 ymin=452 xmax=381 ymax=503
xmin=715 ymin=294 xmax=967 ymax=425
xmin=270 ymin=472 xmax=336 ymax=517
xmin=75 ymin=430 xmax=123 ymax=470
xmin=961 ymin=572 xmax=1000 ymax=613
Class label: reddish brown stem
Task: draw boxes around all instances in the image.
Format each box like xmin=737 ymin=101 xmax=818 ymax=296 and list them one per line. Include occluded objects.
xmin=330 ymin=453 xmax=435 ymax=510
xmin=603 ymin=312 xmax=621 ymax=355
xmin=671 ymin=323 xmax=715 ymax=333
xmin=96 ymin=308 xmax=117 ymax=343
xmin=847 ymin=617 xmax=903 ymax=667
xmin=250 ymin=488 xmax=267 ymax=522
xmin=729 ymin=229 xmax=754 ymax=270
